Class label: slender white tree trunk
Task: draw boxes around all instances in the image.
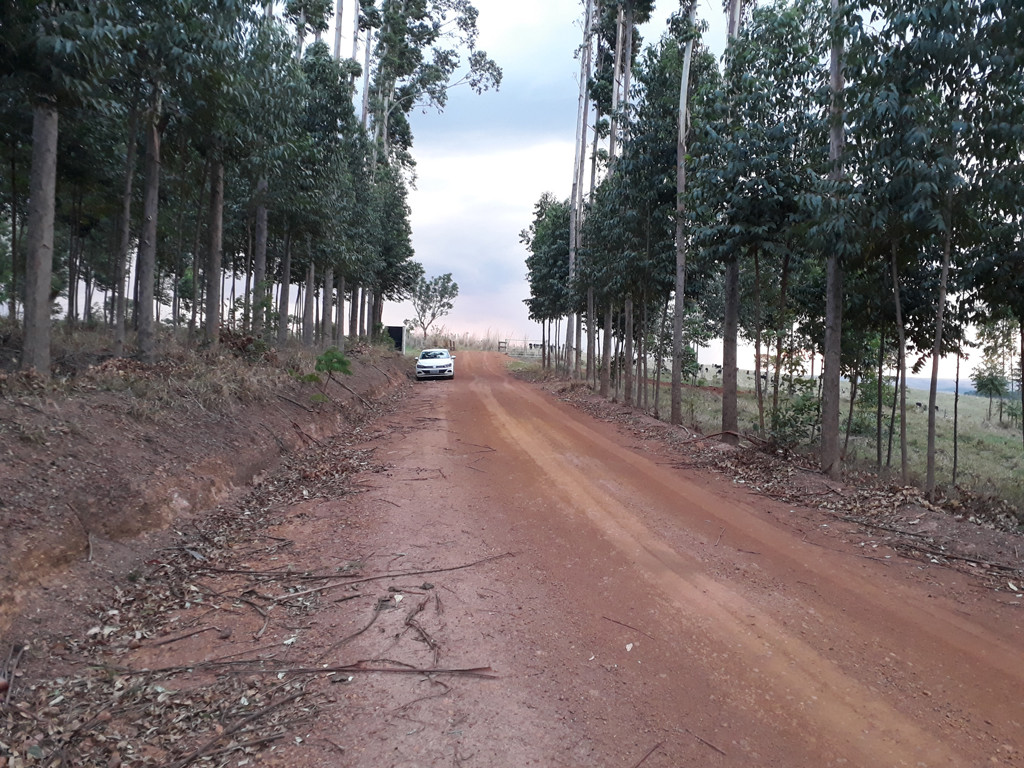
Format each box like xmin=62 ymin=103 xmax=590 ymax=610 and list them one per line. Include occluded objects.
xmin=891 ymin=243 xmax=909 ymax=483
xmin=721 ymin=0 xmax=743 ymax=444
xmin=566 ymin=0 xmax=593 ymax=379
xmin=334 ymin=0 xmax=344 ymax=59
xmin=925 ymin=192 xmax=954 ymax=496
xmin=821 ymin=0 xmax=845 ymax=477
xmin=671 ymin=1 xmax=697 ymax=425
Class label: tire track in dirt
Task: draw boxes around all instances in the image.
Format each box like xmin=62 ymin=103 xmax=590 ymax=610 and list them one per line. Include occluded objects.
xmin=453 ymin=351 xmax=1023 ymax=767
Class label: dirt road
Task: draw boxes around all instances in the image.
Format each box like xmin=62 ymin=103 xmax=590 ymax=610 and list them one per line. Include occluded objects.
xmin=262 ymin=351 xmax=1023 ymax=767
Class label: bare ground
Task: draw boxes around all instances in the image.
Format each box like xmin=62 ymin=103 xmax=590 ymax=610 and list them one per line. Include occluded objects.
xmin=2 ymin=350 xmax=1023 ymax=767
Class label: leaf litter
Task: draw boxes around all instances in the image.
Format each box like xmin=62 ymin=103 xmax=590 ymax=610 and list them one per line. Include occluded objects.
xmin=0 ymin=381 xmax=497 ymax=767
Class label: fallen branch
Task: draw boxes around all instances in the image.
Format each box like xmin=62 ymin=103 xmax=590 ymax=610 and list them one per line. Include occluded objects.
xmin=337 ymin=380 xmax=372 ymax=408
xmin=150 ymin=626 xmax=220 ymax=647
xmin=630 ymin=742 xmax=663 ymax=768
xmin=239 ymin=597 xmax=271 ymax=639
xmin=830 ymin=513 xmax=934 ymax=541
xmin=678 ymin=430 xmax=768 ymax=446
xmin=314 ymin=606 xmax=381 ymax=663
xmin=405 ymin=597 xmax=440 ymax=666
xmin=285 ymin=662 xmax=498 ymax=679
xmin=601 ymin=616 xmax=655 ymax=641
xmin=681 ymin=727 xmax=727 ymax=756
xmin=276 ymin=394 xmax=312 ymax=412
xmin=894 ymin=540 xmax=1022 ymax=573
xmin=270 ymin=552 xmax=515 ymax=604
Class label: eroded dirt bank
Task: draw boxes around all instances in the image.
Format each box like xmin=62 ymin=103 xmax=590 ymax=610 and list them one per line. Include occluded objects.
xmin=2 ymin=350 xmax=1023 ymax=767
xmin=0 ymin=348 xmax=408 ymax=632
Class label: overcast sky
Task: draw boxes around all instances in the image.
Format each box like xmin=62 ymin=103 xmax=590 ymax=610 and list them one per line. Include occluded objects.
xmin=359 ymin=0 xmax=729 ymax=345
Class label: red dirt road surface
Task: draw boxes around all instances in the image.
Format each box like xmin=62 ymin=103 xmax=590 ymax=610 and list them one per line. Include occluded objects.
xmin=263 ymin=351 xmax=1023 ymax=767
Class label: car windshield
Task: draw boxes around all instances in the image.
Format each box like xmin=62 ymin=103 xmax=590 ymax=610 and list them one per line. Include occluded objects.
xmin=420 ymin=350 xmax=449 ymax=359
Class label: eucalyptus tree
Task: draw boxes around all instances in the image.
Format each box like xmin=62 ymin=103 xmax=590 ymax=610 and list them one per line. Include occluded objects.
xmin=182 ymin=11 xmax=254 ymax=349
xmin=568 ymin=0 xmax=595 ymax=378
xmin=522 ymin=194 xmax=571 ymax=369
xmin=670 ymin=0 xmax=698 ymax=425
xmin=582 ymin=0 xmax=654 ymax=380
xmin=291 ymin=40 xmax=361 ymax=345
xmin=365 ymin=0 xmax=500 ymax=170
xmin=606 ymin=32 xmax=696 ymax=407
xmin=3 ymin=0 xmax=117 ymax=374
xmin=844 ymin=0 xmax=1022 ymax=489
xmin=364 ymin=163 xmax=422 ymax=330
xmin=692 ymin=0 xmax=828 ymax=441
xmin=408 ymin=272 xmax=458 ymax=342
xmin=117 ymin=0 xmax=256 ymax=361
xmin=0 ymin=92 xmax=32 ymax=319
xmin=244 ymin=16 xmax=309 ymax=338
xmin=820 ymin=0 xmax=845 ymax=477
xmin=347 ymin=0 xmax=498 ymax=338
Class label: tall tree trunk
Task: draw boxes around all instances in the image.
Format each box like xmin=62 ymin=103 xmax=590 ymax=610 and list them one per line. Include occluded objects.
xmin=373 ymin=292 xmax=384 ymax=333
xmin=753 ymin=245 xmax=765 ymax=435
xmin=655 ymin=299 xmax=668 ymax=418
xmin=925 ymin=191 xmax=953 ymax=498
xmin=953 ymin=348 xmax=961 ymax=485
xmin=587 ymin=287 xmax=596 ymax=387
xmin=113 ymin=108 xmax=139 ymax=357
xmin=1019 ymin=321 xmax=1024 ymax=449
xmin=252 ymin=177 xmax=269 ymax=336
xmin=302 ymin=260 xmax=315 ymax=346
xmin=843 ymin=370 xmax=859 ymax=457
xmin=66 ymin=187 xmax=80 ymax=327
xmin=333 ymin=0 xmax=345 ymax=59
xmin=342 ymin=276 xmax=350 ymax=348
xmin=608 ymin=5 xmax=625 ymax=164
xmin=277 ymin=229 xmax=292 ymax=344
xmin=137 ymin=84 xmax=163 ymax=362
xmin=886 ymin=362 xmax=899 ymax=469
xmin=772 ymin=254 xmax=792 ymax=417
xmin=891 ymin=243 xmax=909 ymax=483
xmin=671 ymin=1 xmax=697 ymax=425
xmin=204 ymin=157 xmax=225 ymax=349
xmin=876 ymin=331 xmax=885 ymax=470
xmin=188 ymin=167 xmax=206 ymax=334
xmin=541 ymin=321 xmax=547 ymax=370
xmin=821 ymin=0 xmax=846 ymax=478
xmin=720 ymin=0 xmax=743 ymax=445
xmin=21 ymin=101 xmax=59 ymax=375
xmin=321 ymin=266 xmax=333 ymax=344
xmin=624 ymin=296 xmax=634 ymax=407
xmin=600 ymin=301 xmax=612 ymax=397
xmin=358 ymin=287 xmax=368 ymax=338
xmin=349 ymin=284 xmax=359 ymax=340
xmin=7 ymin=145 xmax=19 ymax=320
xmin=566 ymin=0 xmax=593 ymax=380
xmin=722 ymin=254 xmax=740 ymax=443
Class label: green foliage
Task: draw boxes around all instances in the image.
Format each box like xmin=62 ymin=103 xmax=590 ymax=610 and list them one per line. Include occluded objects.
xmin=315 ymin=347 xmax=353 ymax=379
xmin=521 ymin=194 xmax=571 ymax=322
xmin=769 ymin=379 xmax=821 ymax=450
xmin=408 ymin=272 xmax=459 ymax=340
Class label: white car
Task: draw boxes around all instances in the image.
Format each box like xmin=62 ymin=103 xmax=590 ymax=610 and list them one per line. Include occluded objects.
xmin=415 ymin=348 xmax=455 ymax=380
